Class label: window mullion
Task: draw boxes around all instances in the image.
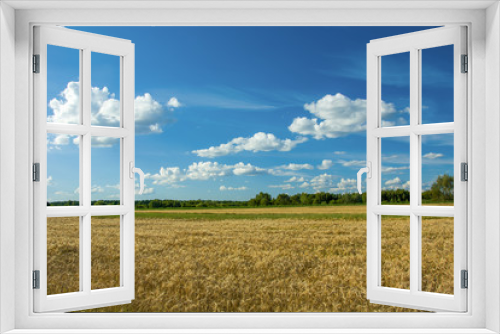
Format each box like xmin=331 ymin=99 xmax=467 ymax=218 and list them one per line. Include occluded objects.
xmin=81 ymin=47 xmax=92 ymax=294
xmin=409 ymin=48 xmax=420 ymax=294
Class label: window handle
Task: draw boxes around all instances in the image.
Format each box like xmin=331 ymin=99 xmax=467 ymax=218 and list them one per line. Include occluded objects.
xmin=357 ymin=162 xmax=372 ymax=195
xmin=129 ymin=162 xmax=145 ymax=195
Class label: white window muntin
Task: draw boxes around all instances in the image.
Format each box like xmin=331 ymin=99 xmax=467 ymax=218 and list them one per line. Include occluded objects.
xmin=366 ymin=26 xmax=467 ymax=312
xmin=33 ymin=26 xmax=136 ymax=312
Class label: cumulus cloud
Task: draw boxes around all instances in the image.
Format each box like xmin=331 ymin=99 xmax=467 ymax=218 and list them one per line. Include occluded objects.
xmin=340 ymin=160 xmax=366 ymax=168
xmin=310 ymin=173 xmax=336 ymax=191
xmin=192 ymin=132 xmax=307 ymax=158
xmin=220 ymin=185 xmax=248 ymax=191
xmin=148 ymin=161 xmax=272 ymax=186
xmin=278 ymin=163 xmax=314 ymax=171
xmin=167 ymin=97 xmax=181 ymax=108
xmin=299 ymin=182 xmax=310 ymax=188
xmin=289 ymin=93 xmax=406 ymax=139
xmin=48 ymin=82 xmax=176 ymax=144
xmin=317 ymin=159 xmax=333 ymax=170
xmin=423 ymin=152 xmax=444 ymax=159
xmin=269 ymin=184 xmax=295 ymax=190
xmin=385 ymin=177 xmax=402 ymax=186
xmin=47 ymin=176 xmax=53 ymax=186
xmin=329 ymin=178 xmax=357 ymax=193
xmin=382 ymin=166 xmax=409 ymax=173
xmin=402 ymin=181 xmax=410 ymax=189
xmin=284 ymin=176 xmax=306 ymax=183
xmin=91 ymin=185 xmax=104 ymax=193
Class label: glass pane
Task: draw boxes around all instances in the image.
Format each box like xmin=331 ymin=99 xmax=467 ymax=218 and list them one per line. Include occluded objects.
xmin=91 ymin=137 xmax=121 ymax=204
xmin=421 ymin=216 xmax=454 ymax=294
xmin=47 ymin=216 xmax=80 ymax=295
xmin=381 ymin=215 xmax=410 ymax=289
xmin=381 ymin=52 xmax=410 ymax=127
xmin=421 ymin=45 xmax=454 ymax=124
xmin=421 ymin=133 xmax=454 ymax=206
xmin=47 ymin=133 xmax=80 ymax=206
xmin=91 ymin=216 xmax=121 ymax=290
xmin=47 ymin=45 xmax=80 ymax=124
xmin=381 ymin=137 xmax=410 ymax=204
xmin=91 ymin=52 xmax=121 ymax=127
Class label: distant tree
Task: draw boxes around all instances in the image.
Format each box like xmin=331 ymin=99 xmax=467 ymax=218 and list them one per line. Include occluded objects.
xmin=430 ymin=174 xmax=454 ymax=201
xmin=275 ymin=193 xmax=291 ymax=206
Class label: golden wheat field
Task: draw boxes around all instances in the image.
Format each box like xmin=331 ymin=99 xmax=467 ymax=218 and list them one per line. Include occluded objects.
xmin=45 ymin=206 xmax=454 ymax=312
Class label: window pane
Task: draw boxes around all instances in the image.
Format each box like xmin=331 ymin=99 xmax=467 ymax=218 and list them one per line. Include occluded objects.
xmin=421 ymin=45 xmax=454 ymax=124
xmin=91 ymin=52 xmax=121 ymax=127
xmin=91 ymin=137 xmax=121 ymax=204
xmin=381 ymin=137 xmax=410 ymax=204
xmin=47 ymin=133 xmax=80 ymax=206
xmin=421 ymin=134 xmax=454 ymax=206
xmin=47 ymin=216 xmax=80 ymax=295
xmin=47 ymin=45 xmax=81 ymax=124
xmin=381 ymin=215 xmax=410 ymax=290
xmin=381 ymin=52 xmax=410 ymax=127
xmin=91 ymin=216 xmax=121 ymax=290
xmin=421 ymin=216 xmax=454 ymax=295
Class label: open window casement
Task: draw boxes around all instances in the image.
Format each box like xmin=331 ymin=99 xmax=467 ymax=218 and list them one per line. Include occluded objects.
xmin=33 ymin=26 xmax=141 ymax=312
xmin=363 ymin=26 xmax=467 ymax=312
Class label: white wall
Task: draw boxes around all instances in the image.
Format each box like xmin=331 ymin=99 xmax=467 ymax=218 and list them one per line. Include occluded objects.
xmin=486 ymin=2 xmax=500 ymax=333
xmin=0 ymin=2 xmax=16 ymax=333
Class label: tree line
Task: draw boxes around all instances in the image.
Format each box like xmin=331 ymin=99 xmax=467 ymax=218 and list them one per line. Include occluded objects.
xmin=48 ymin=174 xmax=453 ymax=208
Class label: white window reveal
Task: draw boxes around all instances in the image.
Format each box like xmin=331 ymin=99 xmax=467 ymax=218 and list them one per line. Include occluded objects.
xmin=360 ymin=26 xmax=467 ymax=312
xmin=33 ymin=26 xmax=142 ymax=312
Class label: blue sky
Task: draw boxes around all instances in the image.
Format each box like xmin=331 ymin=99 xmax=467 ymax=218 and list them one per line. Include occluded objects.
xmin=46 ymin=26 xmax=454 ymax=202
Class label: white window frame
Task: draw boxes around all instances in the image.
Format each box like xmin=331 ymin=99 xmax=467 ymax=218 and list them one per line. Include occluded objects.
xmin=33 ymin=26 xmax=136 ymax=313
xmin=1 ymin=1 xmax=499 ymax=333
xmin=366 ymin=26 xmax=468 ymax=312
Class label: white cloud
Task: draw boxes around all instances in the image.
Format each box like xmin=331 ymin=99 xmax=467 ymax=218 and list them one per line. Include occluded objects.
xmin=137 ymin=187 xmax=155 ymax=195
xmin=317 ymin=159 xmax=333 ymax=170
xmin=329 ymin=178 xmax=357 ymax=193
xmin=402 ymin=181 xmax=410 ymax=189
xmin=382 ymin=166 xmax=409 ymax=173
xmin=220 ymin=185 xmax=248 ymax=191
xmin=269 ymin=184 xmax=295 ymax=190
xmin=385 ymin=177 xmax=402 ymax=186
xmin=192 ymin=132 xmax=307 ymax=158
xmin=91 ymin=185 xmax=104 ymax=193
xmin=289 ymin=93 xmax=406 ymax=139
xmin=310 ymin=173 xmax=336 ymax=191
xmin=334 ymin=151 xmax=346 ymax=155
xmin=167 ymin=97 xmax=181 ymax=108
xmin=284 ymin=176 xmax=306 ymax=183
xmin=340 ymin=160 xmax=366 ymax=168
xmin=148 ymin=161 xmax=272 ymax=186
xmin=47 ymin=176 xmax=53 ymax=186
xmin=299 ymin=182 xmax=310 ymax=188
xmin=423 ymin=152 xmax=444 ymax=159
xmin=48 ymin=82 xmax=174 ymax=142
xmin=278 ymin=163 xmax=314 ymax=171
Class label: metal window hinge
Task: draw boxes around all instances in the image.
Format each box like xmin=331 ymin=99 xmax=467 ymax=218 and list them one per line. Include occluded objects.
xmin=461 ymin=162 xmax=468 ymax=181
xmin=33 ymin=163 xmax=40 ymax=182
xmin=33 ymin=54 xmax=40 ymax=73
xmin=461 ymin=270 xmax=468 ymax=289
xmin=461 ymin=54 xmax=468 ymax=73
xmin=33 ymin=270 xmax=40 ymax=289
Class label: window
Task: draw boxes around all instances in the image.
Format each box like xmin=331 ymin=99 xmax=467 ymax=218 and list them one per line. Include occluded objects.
xmin=5 ymin=2 xmax=493 ymax=332
xmin=365 ymin=26 xmax=467 ymax=312
xmin=32 ymin=24 xmax=467 ymax=315
xmin=33 ymin=26 xmax=140 ymax=312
